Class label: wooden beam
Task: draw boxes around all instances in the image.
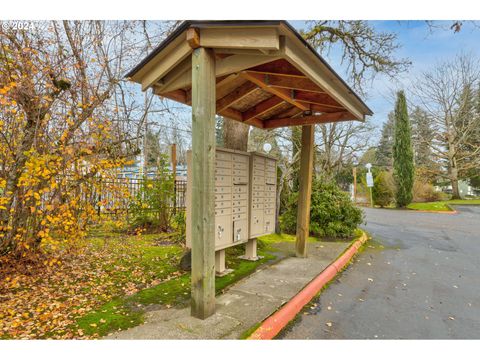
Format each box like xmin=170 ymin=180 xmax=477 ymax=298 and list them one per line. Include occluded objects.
xmin=243 ymin=71 xmax=325 ymax=93
xmin=199 ymin=27 xmax=279 ymax=50
xmin=141 ymin=40 xmax=192 ymax=91
xmin=242 ymin=96 xmax=284 ymax=122
xmin=240 ymin=71 xmax=310 ymax=111
xmin=283 ymin=36 xmax=366 ymax=121
xmin=159 ymin=54 xmax=280 ymax=94
xmin=295 ymin=125 xmax=315 ymax=258
xmin=263 ymin=112 xmax=355 ymax=129
xmin=190 ymin=47 xmax=216 ymax=320
xmin=156 ymin=57 xmax=191 ymax=93
xmin=216 ymin=81 xmax=258 ymax=112
xmin=186 ymin=28 xmax=200 ymax=49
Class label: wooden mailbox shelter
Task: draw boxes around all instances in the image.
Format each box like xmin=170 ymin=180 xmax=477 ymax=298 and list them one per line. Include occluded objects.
xmin=126 ymin=20 xmax=372 ymax=319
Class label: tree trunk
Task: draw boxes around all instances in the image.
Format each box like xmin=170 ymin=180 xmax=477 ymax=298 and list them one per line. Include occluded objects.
xmin=222 ymin=117 xmax=249 ymax=151
xmin=450 ymin=167 xmax=461 ymax=199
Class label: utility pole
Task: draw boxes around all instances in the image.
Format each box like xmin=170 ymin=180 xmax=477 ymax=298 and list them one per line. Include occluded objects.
xmin=143 ymin=92 xmax=149 ymax=178
xmin=171 ymin=143 xmax=177 ymax=214
xmin=352 ymin=166 xmax=357 ymax=204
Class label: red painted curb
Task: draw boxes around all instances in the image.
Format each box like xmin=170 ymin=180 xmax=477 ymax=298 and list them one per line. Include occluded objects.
xmin=248 ymin=232 xmax=368 ymax=340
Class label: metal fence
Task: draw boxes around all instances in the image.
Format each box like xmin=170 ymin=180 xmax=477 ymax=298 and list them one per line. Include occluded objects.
xmin=93 ymin=178 xmax=187 ymax=215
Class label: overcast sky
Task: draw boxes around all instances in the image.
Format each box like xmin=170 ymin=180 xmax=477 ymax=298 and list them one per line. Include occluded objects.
xmin=290 ymin=20 xmax=480 ymax=131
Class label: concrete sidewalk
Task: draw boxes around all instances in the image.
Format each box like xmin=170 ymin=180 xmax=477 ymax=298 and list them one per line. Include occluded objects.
xmin=106 ymin=240 xmax=351 ymax=339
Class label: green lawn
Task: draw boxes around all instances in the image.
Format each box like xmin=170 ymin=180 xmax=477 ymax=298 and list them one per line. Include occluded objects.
xmin=407 ymin=199 xmax=480 ymax=212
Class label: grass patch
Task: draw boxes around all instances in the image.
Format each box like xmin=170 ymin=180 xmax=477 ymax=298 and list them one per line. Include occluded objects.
xmin=407 ymin=199 xmax=480 ymax=212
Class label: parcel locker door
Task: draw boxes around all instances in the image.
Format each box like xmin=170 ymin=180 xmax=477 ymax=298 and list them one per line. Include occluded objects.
xmin=264 ymin=214 xmax=275 ymax=234
xmin=233 ymin=219 xmax=248 ymax=243
xmin=250 ymin=209 xmax=264 ymax=237
xmin=215 ymin=215 xmax=233 ymax=248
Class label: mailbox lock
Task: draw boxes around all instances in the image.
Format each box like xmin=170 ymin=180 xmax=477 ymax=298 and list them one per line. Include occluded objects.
xmin=217 ymin=225 xmax=224 ymax=238
xmin=236 ymin=228 xmax=242 ymax=241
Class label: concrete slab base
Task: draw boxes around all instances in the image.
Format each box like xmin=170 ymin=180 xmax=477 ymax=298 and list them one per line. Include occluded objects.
xmin=106 ymin=240 xmax=351 ymax=340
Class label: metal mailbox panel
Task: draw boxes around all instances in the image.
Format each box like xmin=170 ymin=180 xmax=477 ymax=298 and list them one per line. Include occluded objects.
xmin=232 ymin=213 xmax=247 ymax=221
xmin=265 ymin=176 xmax=276 ymax=185
xmin=215 ymin=193 xmax=231 ymax=201
xmin=215 ymin=167 xmax=231 ymax=176
xmin=233 ymin=185 xmax=248 ymax=193
xmin=233 ymin=219 xmax=248 ymax=243
xmin=215 ymin=207 xmax=232 ymax=216
xmin=232 ymin=168 xmax=247 ymax=176
xmin=215 ymin=159 xmax=232 ymax=169
xmin=251 ymin=203 xmax=264 ymax=210
xmin=232 ymin=154 xmax=249 ymax=163
xmin=215 ymin=200 xmax=232 ymax=209
xmin=215 ymin=175 xmax=231 ymax=186
xmin=232 ymin=199 xmax=248 ymax=207
xmin=232 ymin=192 xmax=247 ymax=201
xmin=215 ymin=186 xmax=231 ymax=194
xmin=252 ymin=175 xmax=265 ymax=185
xmin=215 ymin=215 xmax=233 ymax=248
xmin=233 ymin=162 xmax=248 ymax=170
xmin=216 ymin=152 xmax=232 ymax=161
xmin=232 ymin=206 xmax=247 ymax=214
xmin=233 ymin=175 xmax=248 ymax=184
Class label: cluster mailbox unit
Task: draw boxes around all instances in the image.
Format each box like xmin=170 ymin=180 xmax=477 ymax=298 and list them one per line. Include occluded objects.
xmin=186 ymin=148 xmax=277 ymax=275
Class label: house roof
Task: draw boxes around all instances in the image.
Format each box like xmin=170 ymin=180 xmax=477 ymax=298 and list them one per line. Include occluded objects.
xmin=126 ymin=20 xmax=373 ymax=129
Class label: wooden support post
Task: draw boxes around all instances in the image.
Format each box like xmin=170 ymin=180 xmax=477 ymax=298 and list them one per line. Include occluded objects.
xmin=190 ymin=47 xmax=216 ymax=319
xmin=295 ymin=125 xmax=315 ymax=258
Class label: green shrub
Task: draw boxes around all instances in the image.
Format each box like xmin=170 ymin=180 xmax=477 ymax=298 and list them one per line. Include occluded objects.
xmin=412 ymin=180 xmax=443 ymax=203
xmin=171 ymin=211 xmax=186 ymax=243
xmin=129 ymin=154 xmax=174 ymax=232
xmin=373 ymin=171 xmax=395 ymax=207
xmin=281 ymin=179 xmax=364 ymax=238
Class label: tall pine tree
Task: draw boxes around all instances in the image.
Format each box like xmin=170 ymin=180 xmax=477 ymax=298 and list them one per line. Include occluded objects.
xmin=393 ymin=90 xmax=415 ymax=207
xmin=375 ymin=112 xmax=395 ymax=167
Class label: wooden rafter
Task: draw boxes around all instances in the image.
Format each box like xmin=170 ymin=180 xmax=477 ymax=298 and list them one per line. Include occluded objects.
xmin=240 ymin=71 xmax=310 ymax=112
xmin=243 ymin=71 xmax=325 ymax=93
xmin=293 ymin=91 xmax=344 ymax=109
xmin=242 ymin=96 xmax=284 ymax=122
xmin=158 ymin=54 xmax=280 ymax=94
xmin=263 ymin=111 xmax=356 ymax=129
xmin=216 ymin=81 xmax=258 ymax=112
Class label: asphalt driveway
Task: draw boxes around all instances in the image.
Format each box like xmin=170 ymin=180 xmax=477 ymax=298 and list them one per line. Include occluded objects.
xmin=279 ymin=206 xmax=480 ymax=339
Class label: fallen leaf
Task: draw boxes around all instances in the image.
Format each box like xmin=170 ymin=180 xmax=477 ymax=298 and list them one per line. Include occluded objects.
xmin=368 ymin=278 xmax=374 ymax=282
xmin=326 ymin=322 xmax=332 ymax=327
